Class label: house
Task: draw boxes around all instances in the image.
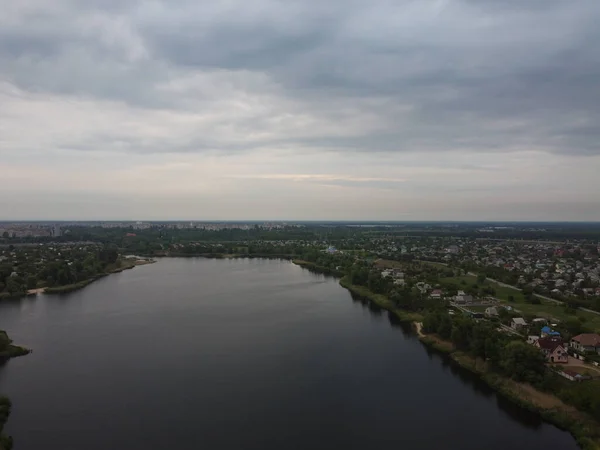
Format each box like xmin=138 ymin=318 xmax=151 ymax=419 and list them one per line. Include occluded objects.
xmin=532 ymin=318 xmax=548 ymax=325
xmin=416 ymin=283 xmax=432 ymax=294
xmin=511 ymin=318 xmax=527 ymax=331
xmin=455 ymin=291 xmax=473 ymax=304
xmin=535 ymin=337 xmax=568 ymax=363
xmin=527 ymin=335 xmax=540 ymax=345
xmin=541 ymin=326 xmax=561 ymax=338
xmin=429 ymin=289 xmax=443 ymax=300
xmin=485 ymin=306 xmax=499 ymax=318
xmin=571 ymin=334 xmax=600 ymax=354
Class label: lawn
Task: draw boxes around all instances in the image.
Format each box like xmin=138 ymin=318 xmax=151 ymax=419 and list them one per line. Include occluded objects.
xmin=439 ymin=275 xmax=600 ymax=332
xmin=440 ymin=275 xmax=527 ymax=302
xmin=415 ymin=260 xmax=450 ymax=269
xmin=373 ymin=259 xmax=406 ymax=269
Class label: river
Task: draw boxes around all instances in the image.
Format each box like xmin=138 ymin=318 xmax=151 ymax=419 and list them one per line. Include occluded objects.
xmin=0 ymin=258 xmax=579 ymax=449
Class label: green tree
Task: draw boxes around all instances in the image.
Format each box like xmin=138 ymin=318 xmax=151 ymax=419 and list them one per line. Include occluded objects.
xmin=26 ymin=275 xmax=37 ymax=290
xmin=500 ymin=340 xmax=546 ymax=383
xmin=437 ymin=314 xmax=453 ymax=339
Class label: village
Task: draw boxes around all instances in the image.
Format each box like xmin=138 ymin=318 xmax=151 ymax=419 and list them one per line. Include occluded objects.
xmin=372 ymin=257 xmax=600 ymax=383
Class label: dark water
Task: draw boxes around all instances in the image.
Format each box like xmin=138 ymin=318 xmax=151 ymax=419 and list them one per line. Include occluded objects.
xmin=0 ymin=258 xmax=578 ymax=450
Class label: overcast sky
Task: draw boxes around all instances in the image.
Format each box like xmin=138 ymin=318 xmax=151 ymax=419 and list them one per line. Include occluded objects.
xmin=1 ymin=0 xmax=599 ymax=221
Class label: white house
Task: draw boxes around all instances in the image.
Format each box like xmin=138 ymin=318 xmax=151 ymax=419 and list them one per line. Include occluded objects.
xmin=511 ymin=318 xmax=527 ymax=331
xmin=485 ymin=306 xmax=499 ymax=318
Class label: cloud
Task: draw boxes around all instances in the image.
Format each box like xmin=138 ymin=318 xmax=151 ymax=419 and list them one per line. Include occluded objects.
xmin=0 ymin=0 xmax=599 ymax=219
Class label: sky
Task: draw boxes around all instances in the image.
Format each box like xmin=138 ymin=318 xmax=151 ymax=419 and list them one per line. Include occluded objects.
xmin=1 ymin=0 xmax=599 ymax=221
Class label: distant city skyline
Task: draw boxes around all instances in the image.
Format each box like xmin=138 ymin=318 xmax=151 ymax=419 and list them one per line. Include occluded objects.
xmin=1 ymin=1 xmax=599 ymax=220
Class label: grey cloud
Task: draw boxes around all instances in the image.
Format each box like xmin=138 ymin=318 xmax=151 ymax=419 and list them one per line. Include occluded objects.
xmin=1 ymin=0 xmax=600 ymax=157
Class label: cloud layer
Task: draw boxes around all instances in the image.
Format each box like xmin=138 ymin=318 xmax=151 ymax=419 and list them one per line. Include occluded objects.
xmin=1 ymin=0 xmax=599 ymax=220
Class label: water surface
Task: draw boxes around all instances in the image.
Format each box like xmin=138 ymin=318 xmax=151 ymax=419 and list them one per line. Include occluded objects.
xmin=0 ymin=258 xmax=578 ymax=449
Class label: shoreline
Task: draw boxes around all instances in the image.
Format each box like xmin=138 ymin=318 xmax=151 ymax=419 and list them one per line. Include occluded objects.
xmin=0 ymin=331 xmax=30 ymax=450
xmin=414 ymin=325 xmax=600 ymax=450
xmin=5 ymin=259 xmax=156 ymax=298
xmin=291 ymin=259 xmax=423 ymax=322
xmin=290 ymin=258 xmax=600 ymax=450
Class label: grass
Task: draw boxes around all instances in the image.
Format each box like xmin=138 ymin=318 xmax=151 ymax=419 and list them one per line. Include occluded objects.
xmin=465 ymin=305 xmax=490 ymax=312
xmin=440 ymin=275 xmax=600 ymax=332
xmin=561 ymin=366 xmax=600 ymax=377
xmin=414 ymin=259 xmax=450 ymax=269
xmin=373 ymin=259 xmax=406 ymax=269
xmin=4 ymin=345 xmax=30 ymax=358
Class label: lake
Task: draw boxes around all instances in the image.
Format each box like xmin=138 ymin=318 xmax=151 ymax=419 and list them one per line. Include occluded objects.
xmin=0 ymin=258 xmax=579 ymax=449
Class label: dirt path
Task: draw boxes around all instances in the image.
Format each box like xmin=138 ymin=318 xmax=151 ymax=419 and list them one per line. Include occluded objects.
xmin=508 ymin=380 xmax=576 ymax=410
xmin=564 ymin=356 xmax=600 ymax=375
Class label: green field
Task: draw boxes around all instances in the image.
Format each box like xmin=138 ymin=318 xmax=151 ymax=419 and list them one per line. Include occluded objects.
xmin=440 ymin=275 xmax=526 ymax=302
xmin=440 ymin=275 xmax=600 ymax=332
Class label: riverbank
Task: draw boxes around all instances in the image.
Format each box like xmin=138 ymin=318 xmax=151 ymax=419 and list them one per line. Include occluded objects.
xmin=0 ymin=330 xmax=30 ymax=450
xmin=338 ymin=277 xmax=423 ymax=322
xmin=44 ymin=259 xmax=153 ymax=295
xmin=290 ymin=260 xmax=423 ymax=322
xmin=0 ymin=396 xmax=13 ymax=450
xmin=165 ymin=253 xmax=294 ymax=260
xmin=327 ymin=268 xmax=600 ymax=449
xmin=415 ymin=323 xmax=600 ymax=450
xmin=291 ymin=259 xmax=344 ymax=277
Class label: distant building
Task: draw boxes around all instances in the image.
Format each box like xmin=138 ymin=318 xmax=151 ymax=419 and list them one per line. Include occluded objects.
xmin=430 ymin=289 xmax=443 ymax=300
xmin=485 ymin=306 xmax=499 ymax=318
xmin=455 ymin=291 xmax=473 ymax=304
xmin=511 ymin=318 xmax=527 ymax=331
xmin=52 ymin=225 xmax=61 ymax=237
xmin=541 ymin=326 xmax=560 ymax=338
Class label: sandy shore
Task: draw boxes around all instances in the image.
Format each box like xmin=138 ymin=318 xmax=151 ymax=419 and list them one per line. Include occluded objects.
xmin=27 ymin=288 xmax=47 ymax=295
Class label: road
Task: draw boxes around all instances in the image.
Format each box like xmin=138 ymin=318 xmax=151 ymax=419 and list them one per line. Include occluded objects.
xmin=467 ymin=272 xmax=600 ymax=316
xmin=450 ymin=302 xmax=523 ymax=337
xmin=416 ymin=260 xmax=600 ymax=317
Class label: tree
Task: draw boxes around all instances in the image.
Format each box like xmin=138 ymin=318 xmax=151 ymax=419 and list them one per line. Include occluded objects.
xmin=500 ymin=340 xmax=546 ymax=383
xmin=477 ymin=274 xmax=487 ymax=284
xmin=26 ymin=275 xmax=37 ymax=290
xmin=450 ymin=316 xmax=473 ymax=349
xmin=422 ymin=312 xmax=441 ymax=334
xmin=437 ymin=314 xmax=453 ymax=339
xmin=5 ymin=278 xmax=24 ymax=295
xmin=0 ymin=331 xmax=13 ymax=351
